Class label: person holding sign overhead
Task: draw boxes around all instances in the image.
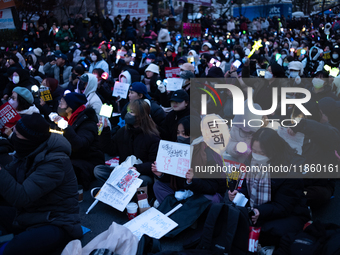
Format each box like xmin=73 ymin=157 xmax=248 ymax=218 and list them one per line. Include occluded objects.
xmin=50 ymin=92 xmax=104 ymax=190
xmin=94 ymin=99 xmax=160 ymax=187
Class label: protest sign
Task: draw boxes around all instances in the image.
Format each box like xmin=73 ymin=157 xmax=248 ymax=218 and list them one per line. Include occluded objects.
xmin=165 ymin=67 xmax=181 ymax=78
xmin=0 ymin=102 xmax=21 ymax=133
xmin=40 ymin=87 xmax=53 ymax=102
xmin=112 ymin=82 xmax=130 ymax=99
xmin=0 ymin=8 xmax=15 ymax=30
xmin=277 ymin=126 xmax=304 ymax=155
xmin=166 ymin=78 xmax=184 ymax=91
xmin=99 ymin=104 xmax=113 ymax=118
xmin=156 ymin=140 xmax=190 ymax=178
xmin=124 ymin=207 xmax=178 ymax=240
xmin=107 ymin=167 xmax=140 ymax=194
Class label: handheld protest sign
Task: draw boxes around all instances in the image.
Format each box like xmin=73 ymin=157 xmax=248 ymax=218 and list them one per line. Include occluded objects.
xmin=112 ymin=82 xmax=130 ymax=99
xmin=201 ymin=114 xmax=230 ymax=155
xmin=0 ymin=102 xmax=21 ymax=134
xmin=40 ymin=86 xmax=53 ymax=102
xmin=99 ymin=104 xmax=113 ymax=118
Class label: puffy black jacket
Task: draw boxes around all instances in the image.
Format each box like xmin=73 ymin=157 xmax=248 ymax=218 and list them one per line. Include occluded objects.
xmin=0 ymin=133 xmax=83 ymax=238
xmin=63 ymin=107 xmax=105 ymax=188
xmin=100 ymin=126 xmax=160 ymax=176
xmin=160 ymin=107 xmax=190 ymax=142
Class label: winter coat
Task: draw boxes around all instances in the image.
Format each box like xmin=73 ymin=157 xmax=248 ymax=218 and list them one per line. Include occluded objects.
xmin=160 ymin=107 xmax=190 ymax=142
xmin=158 ymin=28 xmax=170 ymax=43
xmin=125 ymin=26 xmax=137 ymax=41
xmin=0 ymin=133 xmax=83 ymax=239
xmin=55 ymin=29 xmax=74 ymax=53
xmin=100 ymin=126 xmax=160 ymax=177
xmin=63 ymin=107 xmax=105 ymax=189
xmin=121 ymin=100 xmax=166 ymax=127
xmin=308 ymin=85 xmax=338 ymax=102
xmin=43 ymin=63 xmax=73 ymax=89
xmin=3 ymin=68 xmax=40 ymax=96
xmin=84 ymin=73 xmax=103 ymax=117
xmin=89 ymin=59 xmax=109 ymax=74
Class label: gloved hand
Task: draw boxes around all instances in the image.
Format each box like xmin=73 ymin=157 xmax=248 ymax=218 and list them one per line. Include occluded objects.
xmin=157 ymin=81 xmax=166 ymax=93
xmin=57 ymin=118 xmax=69 ymax=129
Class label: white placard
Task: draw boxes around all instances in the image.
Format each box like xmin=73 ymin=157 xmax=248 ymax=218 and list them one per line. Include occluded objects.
xmin=112 ymin=82 xmax=130 ymax=99
xmin=155 ymin=140 xmax=190 ymax=178
xmin=113 ymin=0 xmax=148 ymax=20
xmin=0 ymin=9 xmax=15 ymax=30
xmin=233 ymin=192 xmax=248 ymax=207
xmin=277 ymin=126 xmax=304 ymax=155
xmin=166 ymin=78 xmax=184 ymax=91
xmin=107 ymin=166 xmax=140 ymax=194
xmin=96 ymin=178 xmax=143 ymax=212
xmin=124 ymin=207 xmax=178 ymax=240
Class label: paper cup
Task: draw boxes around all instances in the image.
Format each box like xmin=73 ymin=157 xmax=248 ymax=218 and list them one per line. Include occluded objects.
xmin=126 ymin=202 xmax=138 ymax=220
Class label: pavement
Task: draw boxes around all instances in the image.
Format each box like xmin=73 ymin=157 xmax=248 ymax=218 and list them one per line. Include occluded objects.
xmin=70 ymin=179 xmax=340 ymax=254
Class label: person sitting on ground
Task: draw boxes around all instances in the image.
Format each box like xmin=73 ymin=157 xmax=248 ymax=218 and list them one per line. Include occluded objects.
xmin=43 ymin=53 xmax=72 ymax=89
xmin=0 ymin=113 xmax=82 ymax=254
xmin=94 ymin=99 xmax=160 ymax=187
xmin=53 ymin=92 xmax=105 ymax=190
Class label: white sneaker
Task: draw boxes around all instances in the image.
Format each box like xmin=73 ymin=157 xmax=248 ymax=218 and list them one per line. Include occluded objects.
xmin=153 ymin=199 xmax=160 ymax=208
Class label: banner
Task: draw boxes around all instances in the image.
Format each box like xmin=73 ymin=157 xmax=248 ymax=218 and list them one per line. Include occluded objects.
xmin=0 ymin=8 xmax=15 ymax=29
xmin=183 ymin=23 xmax=201 ymax=38
xmin=113 ymin=0 xmax=148 ymax=20
xmin=165 ymin=67 xmax=180 ymax=78
xmin=179 ymin=0 xmax=211 ymax=7
xmin=233 ymin=3 xmax=292 ymax=20
xmin=0 ymin=0 xmax=15 ymax=10
xmin=0 ymin=102 xmax=20 ymax=133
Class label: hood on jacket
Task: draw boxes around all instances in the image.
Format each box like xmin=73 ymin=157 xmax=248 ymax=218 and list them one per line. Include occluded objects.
xmin=18 ymin=105 xmax=40 ymax=115
xmin=119 ymin=71 xmax=132 ymax=84
xmin=27 ymin=53 xmax=37 ymax=66
xmin=84 ymin=73 xmax=98 ymax=97
xmin=8 ymin=68 xmax=30 ymax=84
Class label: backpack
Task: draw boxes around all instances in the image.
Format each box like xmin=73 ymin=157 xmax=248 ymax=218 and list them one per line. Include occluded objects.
xmin=195 ymin=202 xmax=250 ymax=255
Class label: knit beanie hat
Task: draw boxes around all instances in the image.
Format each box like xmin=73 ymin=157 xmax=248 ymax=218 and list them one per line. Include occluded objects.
xmin=15 ymin=113 xmax=51 ymax=142
xmin=63 ymin=92 xmax=87 ymax=111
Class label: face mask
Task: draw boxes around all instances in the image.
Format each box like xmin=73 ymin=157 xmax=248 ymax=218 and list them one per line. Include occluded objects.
xmin=57 ymin=107 xmax=69 ymax=118
xmin=289 ymin=71 xmax=299 ymax=78
xmin=9 ymin=99 xmax=18 ymax=109
xmin=264 ymin=71 xmax=273 ymax=80
xmin=223 ymin=50 xmax=228 ymax=56
xmin=333 ymin=54 xmax=339 ymax=59
xmin=146 ymin=59 xmax=152 ymax=64
xmin=234 ymin=54 xmax=240 ymax=59
xmin=91 ymin=55 xmax=97 ymax=61
xmin=177 ymin=136 xmax=190 ymax=144
xmin=283 ymin=62 xmax=289 ymax=67
xmin=12 ymin=76 xmax=20 ymax=84
xmin=252 ymin=152 xmax=269 ymax=162
xmin=312 ymin=78 xmax=325 ymax=89
xmin=11 ymin=132 xmax=40 ymax=158
xmin=281 ymin=54 xmax=287 ymax=59
xmin=80 ymin=56 xmax=86 ymax=60
xmin=125 ymin=112 xmax=136 ymax=126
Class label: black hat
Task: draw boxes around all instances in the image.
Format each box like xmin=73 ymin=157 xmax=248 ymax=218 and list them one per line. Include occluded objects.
xmin=15 ymin=113 xmax=51 ymax=142
xmin=170 ymin=89 xmax=189 ymax=102
xmin=63 ymin=92 xmax=87 ymax=111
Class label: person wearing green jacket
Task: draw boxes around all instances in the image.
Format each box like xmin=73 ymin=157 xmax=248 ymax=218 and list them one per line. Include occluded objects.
xmin=55 ymin=22 xmax=74 ymax=53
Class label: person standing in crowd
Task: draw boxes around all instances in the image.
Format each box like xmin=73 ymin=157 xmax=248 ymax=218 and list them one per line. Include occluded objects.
xmin=55 ymin=22 xmax=74 ymax=54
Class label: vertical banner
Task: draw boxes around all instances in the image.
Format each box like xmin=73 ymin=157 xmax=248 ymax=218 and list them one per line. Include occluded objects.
xmin=113 ymin=0 xmax=148 ymax=20
xmin=0 ymin=8 xmax=15 ymax=30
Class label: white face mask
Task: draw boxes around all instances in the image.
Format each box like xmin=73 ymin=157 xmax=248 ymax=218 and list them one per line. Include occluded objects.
xmin=8 ymin=98 xmax=18 ymax=109
xmin=223 ymin=50 xmax=228 ymax=56
xmin=91 ymin=55 xmax=97 ymax=61
xmin=289 ymin=71 xmax=299 ymax=78
xmin=234 ymin=54 xmax=240 ymax=59
xmin=281 ymin=54 xmax=287 ymax=59
xmin=333 ymin=54 xmax=339 ymax=59
xmin=252 ymin=152 xmax=269 ymax=162
xmin=12 ymin=76 xmax=20 ymax=84
xmin=312 ymin=78 xmax=325 ymax=89
xmin=264 ymin=71 xmax=273 ymax=80
xmin=146 ymin=59 xmax=152 ymax=64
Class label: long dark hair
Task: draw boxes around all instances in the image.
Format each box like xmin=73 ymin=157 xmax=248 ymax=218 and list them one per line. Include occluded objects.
xmin=17 ymin=94 xmax=33 ymax=112
xmin=127 ymin=99 xmax=159 ymax=137
xmin=251 ymin=128 xmax=297 ymax=165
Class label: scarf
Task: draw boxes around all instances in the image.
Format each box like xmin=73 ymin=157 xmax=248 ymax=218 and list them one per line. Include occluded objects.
xmin=246 ymin=158 xmax=271 ymax=208
xmin=67 ymin=105 xmax=86 ymax=126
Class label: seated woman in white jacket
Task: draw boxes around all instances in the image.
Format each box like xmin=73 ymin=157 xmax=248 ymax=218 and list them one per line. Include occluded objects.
xmin=78 ymin=73 xmax=103 ymax=117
